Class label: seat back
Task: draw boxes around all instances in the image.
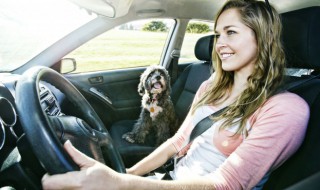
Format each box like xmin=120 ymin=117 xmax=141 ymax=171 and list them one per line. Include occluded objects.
xmin=264 ymin=7 xmax=320 ymax=189
xmin=171 ymin=35 xmax=214 ymax=121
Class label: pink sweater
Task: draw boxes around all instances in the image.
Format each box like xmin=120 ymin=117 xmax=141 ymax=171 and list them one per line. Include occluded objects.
xmin=170 ymin=80 xmax=310 ymax=189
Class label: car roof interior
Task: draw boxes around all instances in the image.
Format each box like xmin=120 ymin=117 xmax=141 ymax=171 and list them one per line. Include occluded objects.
xmin=72 ymin=0 xmax=320 ymax=19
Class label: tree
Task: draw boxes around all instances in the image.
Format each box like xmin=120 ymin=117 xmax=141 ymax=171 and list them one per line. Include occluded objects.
xmin=142 ymin=21 xmax=168 ymax=32
xmin=186 ymin=23 xmax=210 ymax=33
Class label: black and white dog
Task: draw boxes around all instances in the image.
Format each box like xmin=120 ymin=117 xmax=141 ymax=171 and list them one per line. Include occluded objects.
xmin=122 ymin=65 xmax=179 ymax=146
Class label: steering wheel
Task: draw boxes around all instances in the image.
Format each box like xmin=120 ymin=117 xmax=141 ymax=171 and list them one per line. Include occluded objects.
xmin=15 ymin=66 xmax=126 ymax=174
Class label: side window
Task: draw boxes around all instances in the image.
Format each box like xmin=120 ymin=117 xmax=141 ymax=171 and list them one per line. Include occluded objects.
xmin=179 ymin=20 xmax=214 ymax=64
xmin=62 ymin=19 xmax=175 ymax=73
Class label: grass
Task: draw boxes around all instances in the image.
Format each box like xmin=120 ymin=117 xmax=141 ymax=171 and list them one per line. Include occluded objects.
xmin=65 ymin=29 xmax=211 ymax=73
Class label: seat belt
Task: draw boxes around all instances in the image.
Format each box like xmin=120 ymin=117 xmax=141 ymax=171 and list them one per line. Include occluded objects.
xmin=170 ymin=49 xmax=180 ymax=84
xmin=162 ymin=107 xmax=227 ymax=171
xmin=188 ymin=106 xmax=228 ymax=143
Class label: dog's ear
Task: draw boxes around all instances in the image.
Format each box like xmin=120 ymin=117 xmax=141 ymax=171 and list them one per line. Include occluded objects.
xmin=138 ymin=80 xmax=145 ymax=96
xmin=161 ymin=67 xmax=172 ymax=94
xmin=138 ymin=68 xmax=149 ymax=96
xmin=164 ymin=69 xmax=171 ymax=85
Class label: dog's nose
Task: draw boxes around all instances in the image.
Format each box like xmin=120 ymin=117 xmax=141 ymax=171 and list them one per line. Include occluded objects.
xmin=156 ymin=76 xmax=161 ymax=80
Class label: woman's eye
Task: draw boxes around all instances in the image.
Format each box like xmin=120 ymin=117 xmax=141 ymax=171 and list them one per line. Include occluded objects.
xmin=227 ymin=30 xmax=236 ymax=35
xmin=215 ymin=34 xmax=220 ymax=39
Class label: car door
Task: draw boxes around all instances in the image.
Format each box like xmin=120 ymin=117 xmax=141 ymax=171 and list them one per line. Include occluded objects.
xmin=57 ymin=19 xmax=176 ymax=129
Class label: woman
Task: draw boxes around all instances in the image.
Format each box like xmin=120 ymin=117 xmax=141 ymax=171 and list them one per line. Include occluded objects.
xmin=42 ymin=0 xmax=309 ymax=189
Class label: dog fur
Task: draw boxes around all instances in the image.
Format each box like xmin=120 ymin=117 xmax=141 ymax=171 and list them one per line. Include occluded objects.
xmin=122 ymin=65 xmax=179 ymax=146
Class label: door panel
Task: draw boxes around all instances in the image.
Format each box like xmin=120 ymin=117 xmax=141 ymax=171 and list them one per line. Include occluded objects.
xmin=65 ymin=67 xmax=145 ymax=129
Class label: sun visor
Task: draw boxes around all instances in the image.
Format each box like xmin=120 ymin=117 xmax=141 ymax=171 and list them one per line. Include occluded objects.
xmin=68 ymin=0 xmax=133 ymax=18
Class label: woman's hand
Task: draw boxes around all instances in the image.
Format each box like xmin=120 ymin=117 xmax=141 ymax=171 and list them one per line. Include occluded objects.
xmin=41 ymin=140 xmax=126 ymax=190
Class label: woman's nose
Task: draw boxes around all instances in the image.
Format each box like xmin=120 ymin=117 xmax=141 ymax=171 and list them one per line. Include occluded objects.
xmin=215 ymin=35 xmax=225 ymax=47
xmin=215 ymin=34 xmax=230 ymax=51
xmin=215 ymin=40 xmax=225 ymax=51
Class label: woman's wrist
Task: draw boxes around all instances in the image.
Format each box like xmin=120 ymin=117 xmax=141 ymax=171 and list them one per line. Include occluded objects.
xmin=126 ymin=166 xmax=145 ymax=176
xmin=126 ymin=163 xmax=148 ymax=176
xmin=118 ymin=173 xmax=131 ymax=190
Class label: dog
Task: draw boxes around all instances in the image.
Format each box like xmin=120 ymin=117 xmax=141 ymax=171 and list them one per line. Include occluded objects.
xmin=122 ymin=65 xmax=179 ymax=146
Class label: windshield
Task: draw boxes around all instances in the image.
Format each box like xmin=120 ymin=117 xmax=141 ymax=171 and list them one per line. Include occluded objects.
xmin=0 ymin=0 xmax=96 ymax=72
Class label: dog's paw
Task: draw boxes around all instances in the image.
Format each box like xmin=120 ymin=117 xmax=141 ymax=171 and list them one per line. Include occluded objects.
xmin=122 ymin=133 xmax=135 ymax=143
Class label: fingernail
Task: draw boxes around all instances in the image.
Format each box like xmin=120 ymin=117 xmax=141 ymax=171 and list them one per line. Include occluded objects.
xmin=65 ymin=140 xmax=72 ymax=145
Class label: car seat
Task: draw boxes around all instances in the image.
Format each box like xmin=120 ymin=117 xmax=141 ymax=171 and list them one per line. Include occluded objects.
xmin=263 ymin=6 xmax=320 ymax=189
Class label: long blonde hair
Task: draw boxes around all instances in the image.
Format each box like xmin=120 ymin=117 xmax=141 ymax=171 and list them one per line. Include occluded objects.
xmin=191 ymin=0 xmax=285 ymax=135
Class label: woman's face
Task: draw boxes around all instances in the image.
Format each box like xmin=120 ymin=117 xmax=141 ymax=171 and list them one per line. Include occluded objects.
xmin=215 ymin=8 xmax=258 ymax=76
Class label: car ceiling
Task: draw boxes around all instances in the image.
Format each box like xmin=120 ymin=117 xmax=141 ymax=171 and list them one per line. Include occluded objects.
xmin=70 ymin=0 xmax=320 ymax=20
xmin=132 ymin=0 xmax=320 ymax=19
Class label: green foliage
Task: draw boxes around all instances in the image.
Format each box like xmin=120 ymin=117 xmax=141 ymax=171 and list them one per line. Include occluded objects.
xmin=186 ymin=23 xmax=210 ymax=33
xmin=142 ymin=21 xmax=168 ymax=32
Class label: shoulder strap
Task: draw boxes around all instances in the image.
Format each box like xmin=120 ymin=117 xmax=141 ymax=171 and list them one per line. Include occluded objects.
xmin=188 ymin=106 xmax=228 ymax=144
xmin=169 ymin=49 xmax=180 ymax=84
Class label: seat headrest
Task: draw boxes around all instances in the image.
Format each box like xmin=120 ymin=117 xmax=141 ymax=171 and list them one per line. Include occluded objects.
xmin=194 ymin=35 xmax=214 ymax=61
xmin=281 ymin=7 xmax=320 ymax=69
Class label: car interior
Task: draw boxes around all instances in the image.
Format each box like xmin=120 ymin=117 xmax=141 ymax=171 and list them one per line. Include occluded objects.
xmin=0 ymin=0 xmax=319 ymax=189
xmin=109 ymin=6 xmax=320 ymax=190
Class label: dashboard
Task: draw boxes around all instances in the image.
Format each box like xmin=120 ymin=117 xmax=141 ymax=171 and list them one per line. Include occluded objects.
xmin=0 ymin=70 xmax=96 ymax=189
xmin=0 ymin=95 xmax=17 ymax=149
xmin=0 ymin=73 xmax=64 ymax=167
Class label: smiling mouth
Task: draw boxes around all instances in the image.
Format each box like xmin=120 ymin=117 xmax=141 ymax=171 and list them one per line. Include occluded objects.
xmin=220 ymin=53 xmax=234 ymax=59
